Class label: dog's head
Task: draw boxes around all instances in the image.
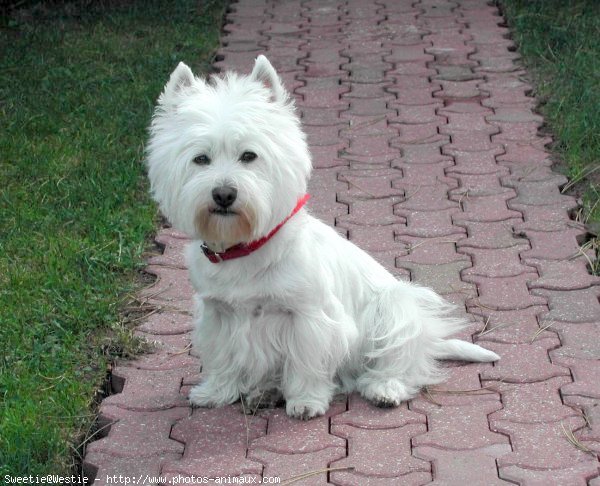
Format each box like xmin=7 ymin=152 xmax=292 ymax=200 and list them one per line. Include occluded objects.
xmin=146 ymin=56 xmax=312 ymax=246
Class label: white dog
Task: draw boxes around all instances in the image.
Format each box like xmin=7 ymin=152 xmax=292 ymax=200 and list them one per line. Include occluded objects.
xmin=146 ymin=55 xmax=499 ymax=420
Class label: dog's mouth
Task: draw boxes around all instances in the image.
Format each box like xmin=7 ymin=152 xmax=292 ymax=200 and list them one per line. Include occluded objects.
xmin=209 ymin=207 xmax=238 ymax=216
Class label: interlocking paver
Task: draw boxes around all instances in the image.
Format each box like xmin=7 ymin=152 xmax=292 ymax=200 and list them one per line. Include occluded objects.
xmin=411 ymin=400 xmax=508 ymax=450
xmin=500 ymin=463 xmax=600 ymax=486
xmin=480 ymin=338 xmax=569 ymax=383
xmin=413 ymin=445 xmax=512 ymax=485
xmin=84 ymin=1 xmax=600 ymax=484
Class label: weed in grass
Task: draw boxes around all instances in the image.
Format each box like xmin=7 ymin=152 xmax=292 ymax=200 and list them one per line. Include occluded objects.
xmin=0 ymin=0 xmax=226 ymax=475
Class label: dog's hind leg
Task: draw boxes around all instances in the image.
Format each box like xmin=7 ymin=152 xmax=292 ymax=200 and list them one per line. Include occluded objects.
xmin=356 ymin=282 xmax=464 ymax=407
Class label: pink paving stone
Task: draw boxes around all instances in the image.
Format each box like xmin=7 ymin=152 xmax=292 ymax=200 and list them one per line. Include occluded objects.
xmin=438 ymin=101 xmax=492 ymax=116
xmin=131 ymin=332 xmax=196 ymax=371
xmin=500 ymin=463 xmax=600 ymax=486
xmin=390 ymin=122 xmax=442 ymax=145
xmin=301 ymin=106 xmax=344 ymax=126
xmin=550 ymin=321 xmax=600 ymax=360
xmin=304 ymin=124 xmax=343 ymax=146
xmin=250 ymin=447 xmax=347 ymax=485
xmin=434 ymin=79 xmax=484 ymax=100
xmin=342 ymin=82 xmax=393 ymax=99
xmin=86 ymin=405 xmax=188 ymax=458
xmin=347 ymin=97 xmax=395 ymax=117
xmin=455 ymin=192 xmax=523 ymax=223
xmin=163 ymin=406 xmax=266 ymax=479
xmin=552 ymin=356 xmax=600 ymax=399
xmin=141 ymin=265 xmax=193 ymax=302
xmin=491 ymin=121 xmax=541 ymax=142
xmin=345 ymin=135 xmax=397 ymax=158
xmin=463 ymin=273 xmax=547 ymax=311
xmin=511 ymin=203 xmax=577 ymax=232
xmin=310 ymin=145 xmax=348 ymax=169
xmin=331 ymin=423 xmax=429 ymax=476
xmin=525 ymin=258 xmax=600 ymax=291
xmin=395 ymin=139 xmax=452 ymax=165
xmin=519 ymin=228 xmax=587 ymax=260
xmin=476 ymin=57 xmax=521 ymax=74
xmin=480 ymin=338 xmax=570 ymax=383
xmin=148 ymin=240 xmax=189 ymax=270
xmin=337 ymin=167 xmax=404 ymax=199
xmin=411 ymin=400 xmax=507 ymax=450
xmin=455 ymin=218 xmax=526 ymax=249
xmin=416 ymin=362 xmax=501 ymax=407
xmin=444 ymin=112 xmax=498 ymax=132
xmin=102 ymin=365 xmax=195 ymax=411
xmin=507 ymin=182 xmax=572 ymax=209
xmin=487 ymin=107 xmax=544 ymax=124
xmin=387 ymin=75 xmax=438 ymax=91
xmin=329 ymin=471 xmax=432 ymax=486
xmin=387 ymin=62 xmax=436 ymax=78
xmin=391 ymin=104 xmax=442 ymax=124
xmin=396 ymin=208 xmax=465 ymax=238
xmin=341 ymin=222 xmax=406 ymax=252
xmin=386 ymin=44 xmax=434 ymax=63
xmin=397 ymin=260 xmax=475 ymax=296
xmin=388 ymin=88 xmax=439 ymax=106
xmin=501 ymin=164 xmax=565 ymax=186
xmin=469 ymin=306 xmax=552 ymax=344
xmin=347 ymin=65 xmax=391 ymax=84
xmin=533 ymin=287 xmax=600 ymax=323
xmin=413 ymin=445 xmax=512 ymax=486
xmin=563 ymin=395 xmax=600 ymax=449
xmin=394 ymin=160 xmax=458 ymax=187
xmin=490 ymin=376 xmax=579 ymax=423
xmin=395 ymin=235 xmax=468 ymax=265
xmin=444 ymin=130 xmax=504 ymax=153
xmin=297 ymin=87 xmax=348 ymax=108
xmin=332 ymin=394 xmax=425 ymax=429
xmin=459 ymin=245 xmax=534 ymax=278
xmin=336 ymin=197 xmax=405 ymax=226
xmin=137 ymin=311 xmax=194 ymax=336
xmin=84 ymin=452 xmax=181 ymax=486
xmin=498 ymin=143 xmax=550 ymax=166
xmin=444 ymin=148 xmax=505 ymax=175
xmin=251 ymin=400 xmax=346 ymax=453
xmin=339 ymin=116 xmax=390 ymax=138
xmin=492 ymin=415 xmax=594 ymax=470
xmin=393 ymin=183 xmax=459 ymax=212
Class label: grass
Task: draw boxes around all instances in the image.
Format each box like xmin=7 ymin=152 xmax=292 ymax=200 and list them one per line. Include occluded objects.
xmin=0 ymin=0 xmax=226 ymax=475
xmin=499 ymin=0 xmax=600 ymax=229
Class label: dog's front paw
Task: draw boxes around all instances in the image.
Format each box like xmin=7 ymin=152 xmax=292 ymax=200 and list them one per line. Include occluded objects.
xmin=360 ymin=379 xmax=411 ymax=408
xmin=189 ymin=383 xmax=234 ymax=409
xmin=285 ymin=399 xmax=329 ymax=420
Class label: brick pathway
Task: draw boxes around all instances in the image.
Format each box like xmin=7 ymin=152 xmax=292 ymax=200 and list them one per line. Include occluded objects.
xmin=83 ymin=0 xmax=600 ymax=484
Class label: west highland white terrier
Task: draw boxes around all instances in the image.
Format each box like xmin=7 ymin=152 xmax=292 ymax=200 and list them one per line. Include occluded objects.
xmin=146 ymin=55 xmax=499 ymax=420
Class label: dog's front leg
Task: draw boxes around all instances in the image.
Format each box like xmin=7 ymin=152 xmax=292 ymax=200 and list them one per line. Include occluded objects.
xmin=282 ymin=307 xmax=353 ymax=420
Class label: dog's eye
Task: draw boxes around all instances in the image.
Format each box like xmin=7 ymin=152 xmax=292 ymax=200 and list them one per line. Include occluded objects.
xmin=240 ymin=151 xmax=257 ymax=163
xmin=193 ymin=154 xmax=210 ymax=165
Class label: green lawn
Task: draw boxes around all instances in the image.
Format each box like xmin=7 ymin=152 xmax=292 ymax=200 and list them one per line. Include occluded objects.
xmin=0 ymin=0 xmax=225 ymax=475
xmin=500 ymin=0 xmax=600 ymax=228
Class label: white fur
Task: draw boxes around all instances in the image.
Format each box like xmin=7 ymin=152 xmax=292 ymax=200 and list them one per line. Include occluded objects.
xmin=146 ymin=55 xmax=499 ymax=420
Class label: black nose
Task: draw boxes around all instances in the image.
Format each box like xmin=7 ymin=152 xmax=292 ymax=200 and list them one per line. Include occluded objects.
xmin=212 ymin=186 xmax=237 ymax=208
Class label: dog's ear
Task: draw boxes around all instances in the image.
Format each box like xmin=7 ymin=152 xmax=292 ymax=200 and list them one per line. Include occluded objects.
xmin=250 ymin=55 xmax=286 ymax=102
xmin=159 ymin=62 xmax=195 ymax=105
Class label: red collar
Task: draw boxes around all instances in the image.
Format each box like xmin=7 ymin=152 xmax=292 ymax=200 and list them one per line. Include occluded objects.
xmin=201 ymin=194 xmax=310 ymax=263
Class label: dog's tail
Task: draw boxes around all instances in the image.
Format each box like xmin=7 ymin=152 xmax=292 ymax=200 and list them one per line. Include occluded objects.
xmin=434 ymin=339 xmax=500 ymax=362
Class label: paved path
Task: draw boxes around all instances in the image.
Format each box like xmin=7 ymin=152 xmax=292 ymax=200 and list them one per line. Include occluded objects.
xmin=83 ymin=0 xmax=600 ymax=484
